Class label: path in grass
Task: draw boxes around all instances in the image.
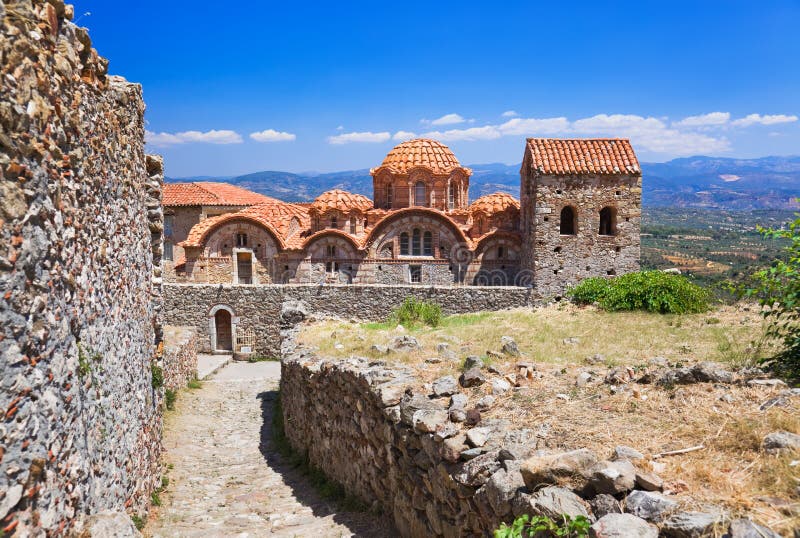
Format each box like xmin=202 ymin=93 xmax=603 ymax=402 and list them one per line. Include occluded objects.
xmin=148 ymin=361 xmax=390 ymax=538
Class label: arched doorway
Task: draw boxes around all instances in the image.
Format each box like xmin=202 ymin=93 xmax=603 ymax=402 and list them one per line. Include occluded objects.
xmin=208 ymin=304 xmax=237 ymax=353
xmin=214 ymin=310 xmax=232 ymax=351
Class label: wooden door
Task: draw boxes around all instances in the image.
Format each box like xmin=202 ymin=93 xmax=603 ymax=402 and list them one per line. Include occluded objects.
xmin=215 ymin=310 xmax=232 ymax=351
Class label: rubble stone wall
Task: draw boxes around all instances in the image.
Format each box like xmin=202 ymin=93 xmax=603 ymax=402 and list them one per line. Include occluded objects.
xmin=163 ymin=284 xmax=538 ymax=357
xmin=0 ymin=1 xmax=162 ymax=534
xmin=280 ymin=354 xmax=523 ymax=536
xmin=162 ymin=327 xmax=198 ymax=391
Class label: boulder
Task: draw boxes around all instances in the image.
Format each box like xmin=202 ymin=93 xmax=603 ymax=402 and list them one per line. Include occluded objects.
xmin=450 ymin=393 xmax=468 ymax=409
xmin=466 ymin=427 xmax=491 ymax=448
xmin=691 ymin=361 xmax=734 ymax=383
xmin=501 ymin=336 xmax=521 ymax=357
xmin=661 ymin=511 xmax=724 ymax=538
xmin=390 ymin=335 xmax=419 ymax=351
xmin=728 ymin=518 xmax=781 ymax=538
xmin=463 ymin=356 xmax=484 ymax=370
xmin=280 ymin=300 xmax=308 ymax=325
xmin=590 ymin=494 xmax=622 ymax=519
xmin=476 ymin=395 xmax=495 ymax=409
xmin=479 ymin=468 xmax=525 ymax=516
xmin=590 ymin=513 xmax=658 ymax=538
xmin=612 ymin=445 xmax=644 ymax=462
xmin=460 ymin=368 xmax=486 ymax=387
xmin=399 ymin=393 xmax=444 ymax=426
xmin=449 ymin=408 xmax=467 ymax=422
xmin=412 ymin=408 xmax=449 ymax=433
xmin=442 ymin=434 xmax=468 ymax=463
xmin=453 ymin=450 xmax=501 ymax=487
xmin=624 ymin=490 xmax=677 ymax=522
xmin=491 ymin=378 xmax=512 ymax=395
xmin=635 ymin=471 xmax=664 ymax=492
xmin=589 ymin=459 xmax=637 ymax=494
xmin=762 ymin=430 xmax=800 ymax=453
xmin=528 ymin=486 xmax=592 ymax=520
xmin=370 ymin=344 xmax=392 ymax=355
xmin=432 ymin=375 xmax=458 ymax=397
xmin=520 ymin=448 xmax=599 ymax=490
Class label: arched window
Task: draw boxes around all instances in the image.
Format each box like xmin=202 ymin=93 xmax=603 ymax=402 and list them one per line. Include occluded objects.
xmin=326 ymin=244 xmax=337 ymax=257
xmin=414 ymin=181 xmax=426 ymax=207
xmin=448 ymin=183 xmax=455 ymax=209
xmin=423 ymin=231 xmax=433 ymax=256
xmin=386 ymin=183 xmax=393 ymax=209
xmin=399 ymin=232 xmax=409 ymax=255
xmin=560 ymin=206 xmax=576 ymax=235
xmin=330 ymin=215 xmax=338 ymax=229
xmin=236 ymin=233 xmax=248 ymax=247
xmin=412 ymin=228 xmax=422 ymax=256
xmin=349 ymin=217 xmax=356 ymax=234
xmin=599 ymin=207 xmax=616 ymax=236
xmin=498 ymin=246 xmax=505 ymax=259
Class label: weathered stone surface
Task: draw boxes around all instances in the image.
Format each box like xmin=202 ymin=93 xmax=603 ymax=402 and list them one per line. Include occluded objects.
xmin=432 ymin=375 xmax=459 ymax=397
xmin=464 ymin=356 xmax=484 ymax=370
xmin=413 ymin=409 xmax=449 ymax=433
xmin=528 ymin=486 xmax=591 ymax=520
xmin=453 ymin=450 xmax=501 ymax=487
xmin=478 ymin=468 xmax=525 ymax=516
xmin=762 ymin=430 xmax=800 ymax=453
xmin=391 ymin=335 xmax=419 ymax=351
xmin=591 ymin=494 xmax=622 ymax=519
xmin=590 ymin=513 xmax=658 ymax=538
xmin=625 ymin=490 xmax=677 ymax=522
xmin=477 ymin=395 xmax=496 ymax=409
xmin=400 ymin=393 xmax=444 ymax=425
xmin=460 ymin=367 xmax=487 ymax=387
xmin=520 ymin=449 xmax=599 ymax=489
xmin=84 ymin=510 xmax=142 ymax=538
xmin=589 ymin=459 xmax=637 ymax=494
xmin=491 ymin=378 xmax=512 ymax=395
xmin=728 ymin=518 xmax=782 ymax=538
xmin=661 ymin=511 xmax=724 ymax=538
xmin=450 ymin=393 xmax=468 ymax=409
xmin=442 ymin=434 xmax=468 ymax=463
xmin=500 ymin=336 xmax=521 ymax=357
xmin=635 ymin=471 xmax=663 ymax=492
xmin=612 ymin=445 xmax=644 ymax=461
xmin=466 ymin=427 xmax=491 ymax=448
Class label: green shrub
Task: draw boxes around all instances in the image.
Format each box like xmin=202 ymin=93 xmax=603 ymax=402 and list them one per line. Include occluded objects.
xmin=494 ymin=514 xmax=590 ymax=538
xmin=187 ymin=378 xmax=202 ymax=390
xmin=150 ymin=491 xmax=162 ymax=506
xmin=391 ymin=297 xmax=442 ymax=327
xmin=746 ymin=211 xmax=800 ymax=378
xmin=130 ymin=515 xmax=145 ymax=531
xmin=567 ymin=271 xmax=710 ymax=314
xmin=150 ymin=363 xmax=164 ymax=389
xmin=164 ymin=388 xmax=177 ymax=410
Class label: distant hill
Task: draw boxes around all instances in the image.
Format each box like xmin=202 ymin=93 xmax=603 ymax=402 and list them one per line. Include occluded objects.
xmin=166 ymin=156 xmax=800 ymax=210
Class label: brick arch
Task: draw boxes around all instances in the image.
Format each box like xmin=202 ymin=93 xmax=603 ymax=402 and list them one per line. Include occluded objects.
xmin=473 ymin=231 xmax=522 ymax=261
xmin=204 ymin=220 xmax=281 ymax=259
xmin=195 ymin=215 xmax=285 ymax=251
xmin=364 ymin=208 xmax=470 ymax=252
xmin=301 ymin=230 xmax=361 ymax=259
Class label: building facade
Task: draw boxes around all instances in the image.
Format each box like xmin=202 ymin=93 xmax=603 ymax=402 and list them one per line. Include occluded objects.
xmin=164 ymin=137 xmax=641 ymax=294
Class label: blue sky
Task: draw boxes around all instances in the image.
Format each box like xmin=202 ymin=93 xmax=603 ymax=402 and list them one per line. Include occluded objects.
xmin=73 ymin=0 xmax=800 ymax=177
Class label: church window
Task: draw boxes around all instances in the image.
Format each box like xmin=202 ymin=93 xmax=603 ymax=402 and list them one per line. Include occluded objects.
xmin=414 ymin=181 xmax=426 ymax=207
xmin=326 ymin=244 xmax=337 ymax=257
xmin=412 ymin=228 xmax=421 ymax=256
xmin=349 ymin=218 xmax=356 ymax=234
xmin=599 ymin=207 xmax=616 ymax=236
xmin=400 ymin=232 xmax=409 ymax=255
xmin=448 ymin=184 xmax=455 ymax=209
xmin=236 ymin=233 xmax=248 ymax=247
xmin=423 ymin=231 xmax=433 ymax=256
xmin=330 ymin=215 xmax=338 ymax=229
xmin=560 ymin=206 xmax=576 ymax=235
xmin=386 ymin=183 xmax=393 ymax=209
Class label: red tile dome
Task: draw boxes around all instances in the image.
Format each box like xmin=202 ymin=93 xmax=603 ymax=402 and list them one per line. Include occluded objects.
xmin=470 ymin=192 xmax=520 ymax=215
xmin=377 ymin=138 xmax=463 ymax=175
xmin=311 ymin=189 xmax=373 ymax=213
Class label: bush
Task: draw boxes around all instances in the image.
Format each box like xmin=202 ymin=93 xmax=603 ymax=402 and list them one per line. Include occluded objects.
xmin=151 ymin=363 xmax=164 ymax=389
xmin=567 ymin=271 xmax=710 ymax=314
xmin=164 ymin=388 xmax=177 ymax=410
xmin=747 ymin=212 xmax=800 ymax=378
xmin=391 ymin=297 xmax=442 ymax=327
xmin=494 ymin=514 xmax=590 ymax=538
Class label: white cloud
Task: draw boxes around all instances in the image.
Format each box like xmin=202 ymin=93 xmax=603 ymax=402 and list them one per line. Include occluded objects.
xmin=393 ymin=130 xmax=417 ymax=141
xmin=145 ymin=129 xmax=243 ymax=147
xmin=423 ymin=113 xmax=467 ymax=126
xmin=249 ymin=129 xmax=296 ymax=143
xmin=422 ymin=125 xmax=502 ymax=142
xmin=501 ymin=110 xmax=519 ymax=118
xmin=731 ymin=113 xmax=798 ymax=127
xmin=327 ymin=131 xmax=392 ymax=145
xmin=673 ymin=112 xmax=731 ymax=127
xmin=498 ymin=117 xmax=570 ymax=135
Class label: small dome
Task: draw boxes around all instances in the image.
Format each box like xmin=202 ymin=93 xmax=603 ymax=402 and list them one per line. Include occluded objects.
xmin=378 ymin=138 xmax=462 ymax=175
xmin=311 ymin=189 xmax=373 ymax=213
xmin=470 ymin=192 xmax=520 ymax=215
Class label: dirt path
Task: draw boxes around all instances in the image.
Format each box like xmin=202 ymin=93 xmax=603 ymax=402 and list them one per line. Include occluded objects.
xmin=148 ymin=361 xmax=391 ymax=537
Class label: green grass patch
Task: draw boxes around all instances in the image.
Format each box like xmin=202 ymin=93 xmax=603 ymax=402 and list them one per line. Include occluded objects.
xmin=187 ymin=378 xmax=202 ymax=390
xmin=130 ymin=514 xmax=145 ymax=531
xmin=164 ymin=388 xmax=177 ymax=410
xmin=391 ymin=297 xmax=442 ymax=328
xmin=151 ymin=363 xmax=164 ymax=389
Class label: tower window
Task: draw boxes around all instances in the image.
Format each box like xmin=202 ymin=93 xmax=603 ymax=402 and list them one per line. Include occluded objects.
xmin=423 ymin=231 xmax=433 ymax=256
xmin=412 ymin=228 xmax=421 ymax=256
xmin=599 ymin=207 xmax=617 ymax=236
xmin=326 ymin=244 xmax=337 ymax=257
xmin=560 ymin=206 xmax=576 ymax=235
xmin=414 ymin=181 xmax=426 ymax=207
xmin=349 ymin=218 xmax=356 ymax=234
xmin=164 ymin=215 xmax=174 ymax=238
xmin=330 ymin=215 xmax=338 ymax=229
xmin=236 ymin=233 xmax=248 ymax=247
xmin=497 ymin=246 xmax=505 ymax=259
xmin=386 ymin=183 xmax=393 ymax=209
xmin=448 ymin=183 xmax=455 ymax=209
xmin=410 ymin=265 xmax=422 ymax=283
xmin=163 ymin=241 xmax=173 ymax=261
xmin=400 ymin=232 xmax=409 ymax=255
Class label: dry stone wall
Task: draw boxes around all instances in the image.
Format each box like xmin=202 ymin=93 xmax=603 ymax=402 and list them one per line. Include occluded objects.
xmin=0 ymin=1 xmax=162 ymax=534
xmin=161 ymin=327 xmax=198 ymax=391
xmin=163 ymin=283 xmax=538 ymax=357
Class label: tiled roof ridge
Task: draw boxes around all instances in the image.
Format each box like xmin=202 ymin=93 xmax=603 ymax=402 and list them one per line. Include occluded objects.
xmin=526 ymin=138 xmax=641 ymax=176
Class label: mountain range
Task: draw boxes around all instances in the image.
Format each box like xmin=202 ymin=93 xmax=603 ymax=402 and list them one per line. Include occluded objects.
xmin=166 ymin=156 xmax=800 ymax=210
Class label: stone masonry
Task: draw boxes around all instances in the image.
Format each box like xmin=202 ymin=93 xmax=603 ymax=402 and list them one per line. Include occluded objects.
xmin=0 ymin=1 xmax=163 ymax=534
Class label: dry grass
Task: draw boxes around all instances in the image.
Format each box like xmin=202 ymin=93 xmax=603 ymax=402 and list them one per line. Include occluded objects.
xmin=298 ymin=303 xmax=799 ymax=534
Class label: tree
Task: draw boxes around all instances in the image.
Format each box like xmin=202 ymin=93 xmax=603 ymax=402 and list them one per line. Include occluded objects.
xmin=749 ymin=210 xmax=800 ymax=378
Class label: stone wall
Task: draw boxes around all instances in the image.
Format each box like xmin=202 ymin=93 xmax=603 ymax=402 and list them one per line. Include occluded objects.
xmin=0 ymin=1 xmax=162 ymax=534
xmin=163 ymin=284 xmax=538 ymax=357
xmin=161 ymin=327 xmax=198 ymax=391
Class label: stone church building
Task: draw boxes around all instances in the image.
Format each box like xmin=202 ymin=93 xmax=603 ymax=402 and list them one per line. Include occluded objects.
xmin=163 ymin=137 xmax=641 ymax=295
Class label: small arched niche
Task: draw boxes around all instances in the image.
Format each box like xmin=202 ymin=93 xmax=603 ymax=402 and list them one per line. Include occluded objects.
xmin=560 ymin=206 xmax=577 ymax=235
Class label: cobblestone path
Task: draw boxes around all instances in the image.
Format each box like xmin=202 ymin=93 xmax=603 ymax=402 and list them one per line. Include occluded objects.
xmin=148 ymin=362 xmax=391 ymax=537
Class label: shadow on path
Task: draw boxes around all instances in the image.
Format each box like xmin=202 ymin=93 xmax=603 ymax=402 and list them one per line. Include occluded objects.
xmin=257 ymin=390 xmax=396 ymax=538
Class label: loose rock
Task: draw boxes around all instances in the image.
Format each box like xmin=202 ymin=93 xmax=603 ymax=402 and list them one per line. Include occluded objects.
xmin=590 ymin=513 xmax=658 ymax=538
xmin=625 ymin=490 xmax=677 ymax=522
xmin=460 ymin=368 xmax=486 ymax=387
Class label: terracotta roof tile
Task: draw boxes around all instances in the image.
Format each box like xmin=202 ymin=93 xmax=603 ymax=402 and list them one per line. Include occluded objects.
xmin=311 ymin=189 xmax=373 ymax=213
xmin=526 ymin=138 xmax=640 ymax=176
xmin=373 ymin=138 xmax=468 ymax=175
xmin=163 ymin=182 xmax=272 ymax=206
xmin=470 ymin=192 xmax=520 ymax=215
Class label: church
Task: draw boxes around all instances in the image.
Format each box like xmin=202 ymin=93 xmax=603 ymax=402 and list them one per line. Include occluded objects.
xmin=163 ymin=137 xmax=642 ymax=295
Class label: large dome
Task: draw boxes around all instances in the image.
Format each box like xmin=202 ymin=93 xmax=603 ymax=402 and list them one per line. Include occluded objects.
xmin=311 ymin=189 xmax=373 ymax=213
xmin=378 ymin=138 xmax=462 ymax=175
